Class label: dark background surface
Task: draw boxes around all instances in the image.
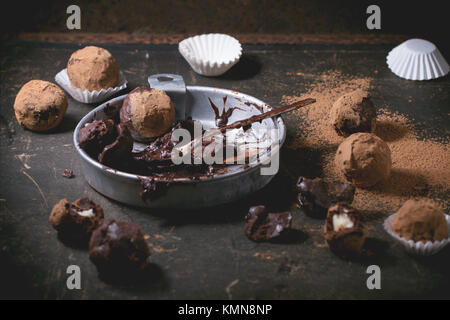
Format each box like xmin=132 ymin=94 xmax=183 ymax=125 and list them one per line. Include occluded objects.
xmin=0 ymin=0 xmax=446 ymax=36
xmin=0 ymin=41 xmax=449 ymax=299
xmin=0 ymin=0 xmax=449 ymax=300
xmin=1 ymin=0 xmax=449 ymax=55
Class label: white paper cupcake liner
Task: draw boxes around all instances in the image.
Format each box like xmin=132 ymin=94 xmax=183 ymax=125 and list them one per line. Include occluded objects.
xmin=387 ymin=39 xmax=450 ymax=80
xmin=55 ymin=68 xmax=127 ymax=104
xmin=179 ymin=33 xmax=242 ymax=77
xmin=384 ymin=213 xmax=450 ymax=256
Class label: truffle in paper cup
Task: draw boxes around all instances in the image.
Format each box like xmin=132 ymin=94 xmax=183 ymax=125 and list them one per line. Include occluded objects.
xmin=387 ymin=39 xmax=450 ymax=80
xmin=178 ymin=33 xmax=242 ymax=76
xmin=55 ymin=69 xmax=127 ymax=104
xmin=383 ymin=214 xmax=450 ymax=256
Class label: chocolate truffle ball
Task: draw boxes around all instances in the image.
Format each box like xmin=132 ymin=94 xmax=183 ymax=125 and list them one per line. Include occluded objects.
xmin=244 ymin=205 xmax=292 ymax=242
xmin=296 ymin=176 xmax=356 ymax=218
xmin=67 ymin=46 xmax=119 ymax=91
xmin=330 ymin=89 xmax=376 ymax=136
xmin=49 ymin=198 xmax=104 ymax=244
xmin=89 ymin=219 xmax=151 ymax=275
xmin=335 ymin=132 xmax=391 ymax=188
xmin=77 ymin=119 xmax=116 ymax=158
xmin=392 ymin=199 xmax=448 ymax=243
xmin=120 ymin=87 xmax=175 ymax=142
xmin=14 ymin=80 xmax=68 ymax=132
xmin=324 ymin=202 xmax=365 ymax=257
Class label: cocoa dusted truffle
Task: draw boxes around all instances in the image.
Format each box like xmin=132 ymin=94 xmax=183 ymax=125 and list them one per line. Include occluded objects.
xmin=89 ymin=219 xmax=151 ymax=275
xmin=330 ymin=89 xmax=376 ymax=136
xmin=14 ymin=80 xmax=68 ymax=132
xmin=245 ymin=205 xmax=292 ymax=242
xmin=49 ymin=198 xmax=104 ymax=244
xmin=324 ymin=202 xmax=365 ymax=257
xmin=120 ymin=87 xmax=175 ymax=142
xmin=67 ymin=46 xmax=119 ymax=91
xmin=296 ymin=177 xmax=355 ymax=218
xmin=335 ymin=132 xmax=391 ymax=188
xmin=392 ymin=199 xmax=448 ymax=243
xmin=77 ymin=119 xmax=116 ymax=158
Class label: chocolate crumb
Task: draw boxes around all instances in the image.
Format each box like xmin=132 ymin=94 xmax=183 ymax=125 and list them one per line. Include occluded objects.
xmin=62 ymin=169 xmax=74 ymax=179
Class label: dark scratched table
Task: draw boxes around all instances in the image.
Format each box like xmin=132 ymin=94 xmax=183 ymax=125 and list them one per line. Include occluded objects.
xmin=0 ymin=40 xmax=449 ymax=299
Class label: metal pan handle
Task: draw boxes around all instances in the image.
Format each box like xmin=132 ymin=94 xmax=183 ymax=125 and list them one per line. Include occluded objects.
xmin=148 ymin=74 xmax=186 ymax=120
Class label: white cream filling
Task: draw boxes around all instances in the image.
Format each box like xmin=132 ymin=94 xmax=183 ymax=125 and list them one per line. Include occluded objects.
xmin=77 ymin=208 xmax=95 ymax=218
xmin=333 ymin=213 xmax=354 ymax=231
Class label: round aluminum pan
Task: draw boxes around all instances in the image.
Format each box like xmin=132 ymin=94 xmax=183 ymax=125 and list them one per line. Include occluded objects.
xmin=73 ymin=82 xmax=286 ymax=208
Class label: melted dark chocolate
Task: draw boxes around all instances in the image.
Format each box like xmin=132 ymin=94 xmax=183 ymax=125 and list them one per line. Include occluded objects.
xmin=244 ymin=101 xmax=265 ymax=113
xmin=77 ymin=119 xmax=116 ymax=157
xmin=139 ymin=177 xmax=172 ymax=202
xmin=133 ymin=120 xmax=195 ymax=165
xmin=208 ymin=96 xmax=243 ymax=127
xmin=98 ymin=123 xmax=134 ymax=170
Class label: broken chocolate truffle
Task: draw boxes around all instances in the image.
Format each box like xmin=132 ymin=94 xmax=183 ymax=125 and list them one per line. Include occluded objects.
xmin=89 ymin=219 xmax=151 ymax=275
xmin=77 ymin=119 xmax=116 ymax=158
xmin=49 ymin=197 xmax=104 ymax=244
xmin=296 ymin=177 xmax=355 ymax=218
xmin=245 ymin=205 xmax=292 ymax=242
xmin=330 ymin=89 xmax=376 ymax=136
xmin=98 ymin=123 xmax=134 ymax=169
xmin=323 ymin=202 xmax=365 ymax=257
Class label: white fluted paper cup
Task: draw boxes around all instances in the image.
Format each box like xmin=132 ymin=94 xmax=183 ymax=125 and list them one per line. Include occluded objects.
xmin=384 ymin=213 xmax=450 ymax=256
xmin=387 ymin=39 xmax=450 ymax=80
xmin=55 ymin=68 xmax=127 ymax=104
xmin=179 ymin=33 xmax=242 ymax=77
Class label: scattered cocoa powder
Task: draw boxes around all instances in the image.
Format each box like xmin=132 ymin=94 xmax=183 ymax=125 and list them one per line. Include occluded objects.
xmin=253 ymin=251 xmax=277 ymax=261
xmin=282 ymin=71 xmax=449 ymax=213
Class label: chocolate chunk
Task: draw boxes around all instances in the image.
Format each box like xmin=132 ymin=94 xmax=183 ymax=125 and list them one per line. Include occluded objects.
xmin=296 ymin=177 xmax=355 ymax=218
xmin=62 ymin=169 xmax=74 ymax=179
xmin=77 ymin=119 xmax=116 ymax=158
xmin=245 ymin=205 xmax=292 ymax=242
xmin=89 ymin=219 xmax=151 ymax=275
xmin=323 ymin=202 xmax=365 ymax=257
xmin=98 ymin=123 xmax=134 ymax=169
xmin=49 ymin=197 xmax=104 ymax=245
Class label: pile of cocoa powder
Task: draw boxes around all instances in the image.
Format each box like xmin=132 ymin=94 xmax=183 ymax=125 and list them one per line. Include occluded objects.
xmin=282 ymin=71 xmax=449 ymax=213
